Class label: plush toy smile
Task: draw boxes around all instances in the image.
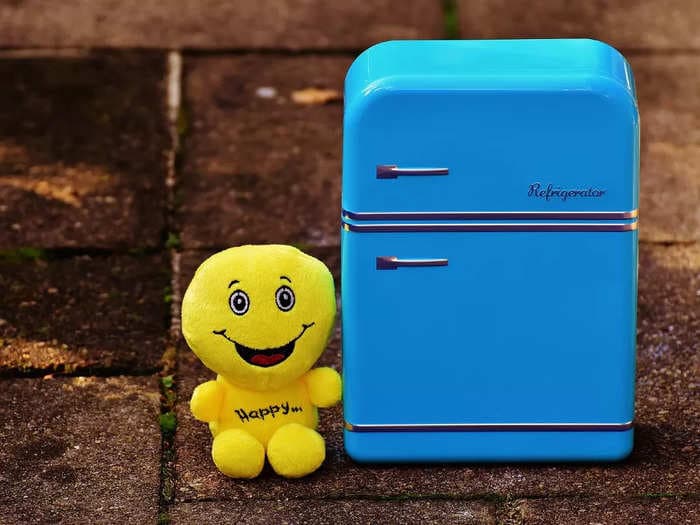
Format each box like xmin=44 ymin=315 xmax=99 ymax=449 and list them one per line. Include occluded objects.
xmin=182 ymin=244 xmax=341 ymax=479
xmin=213 ymin=323 xmax=315 ymax=368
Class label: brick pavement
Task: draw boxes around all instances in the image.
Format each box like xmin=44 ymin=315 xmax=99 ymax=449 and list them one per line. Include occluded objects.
xmin=0 ymin=1 xmax=697 ymax=523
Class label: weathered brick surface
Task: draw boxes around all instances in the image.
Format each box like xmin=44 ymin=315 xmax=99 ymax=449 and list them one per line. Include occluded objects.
xmin=631 ymin=54 xmax=700 ymax=242
xmin=0 ymin=54 xmax=168 ymax=250
xmin=0 ymin=0 xmax=444 ymax=50
xmin=173 ymin=242 xmax=698 ymax=502
xmin=0 ymin=376 xmax=161 ymax=524
xmin=0 ymin=254 xmax=169 ymax=375
xmin=457 ymin=0 xmax=700 ymax=50
xmin=520 ymin=497 xmax=700 ymax=524
xmin=170 ymin=499 xmax=496 ymax=524
xmin=180 ymin=55 xmax=350 ymax=249
xmin=1 ymin=2 xmax=698 ymax=521
xmin=179 ymin=53 xmax=700 ymax=248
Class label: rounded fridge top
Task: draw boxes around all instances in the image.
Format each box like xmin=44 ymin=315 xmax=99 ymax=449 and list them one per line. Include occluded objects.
xmin=342 ymin=39 xmax=639 ymax=215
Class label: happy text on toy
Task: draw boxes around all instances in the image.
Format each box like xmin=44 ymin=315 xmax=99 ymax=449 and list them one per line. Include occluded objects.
xmin=234 ymin=401 xmax=304 ymax=423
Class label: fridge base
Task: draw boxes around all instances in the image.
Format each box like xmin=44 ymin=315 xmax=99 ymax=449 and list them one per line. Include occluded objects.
xmin=344 ymin=428 xmax=634 ymax=463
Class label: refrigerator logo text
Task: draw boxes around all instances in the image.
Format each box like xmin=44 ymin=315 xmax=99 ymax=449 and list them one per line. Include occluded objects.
xmin=528 ymin=183 xmax=606 ymax=202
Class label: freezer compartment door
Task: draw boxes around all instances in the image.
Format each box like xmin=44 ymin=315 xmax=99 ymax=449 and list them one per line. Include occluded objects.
xmin=341 ymin=228 xmax=637 ymax=427
xmin=342 ymin=88 xmax=638 ymax=215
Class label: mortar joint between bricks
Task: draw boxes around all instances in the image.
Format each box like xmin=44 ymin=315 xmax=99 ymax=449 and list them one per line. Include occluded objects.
xmin=157 ymin=49 xmax=183 ymax=518
xmin=165 ymin=50 xmax=184 ymax=340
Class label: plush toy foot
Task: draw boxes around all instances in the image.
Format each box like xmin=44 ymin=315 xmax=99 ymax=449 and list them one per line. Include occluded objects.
xmin=266 ymin=423 xmax=326 ymax=478
xmin=211 ymin=429 xmax=265 ymax=478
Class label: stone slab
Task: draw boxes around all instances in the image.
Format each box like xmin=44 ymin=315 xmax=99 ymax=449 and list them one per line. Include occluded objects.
xmin=457 ymin=0 xmax=700 ymax=50
xmin=0 ymin=1 xmax=444 ymax=50
xmin=0 ymin=53 xmax=168 ymax=250
xmin=180 ymin=55 xmax=350 ymax=249
xmin=631 ymin=54 xmax=700 ymax=242
xmin=0 ymin=376 xmax=161 ymax=524
xmin=179 ymin=53 xmax=699 ymax=247
xmin=520 ymin=497 xmax=700 ymax=524
xmin=0 ymin=254 xmax=169 ymax=375
xmin=174 ymin=242 xmax=698 ymax=501
xmin=170 ymin=499 xmax=495 ymax=524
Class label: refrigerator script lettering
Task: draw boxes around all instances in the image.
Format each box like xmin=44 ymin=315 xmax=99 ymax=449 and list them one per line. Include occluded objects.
xmin=528 ymin=182 xmax=606 ymax=202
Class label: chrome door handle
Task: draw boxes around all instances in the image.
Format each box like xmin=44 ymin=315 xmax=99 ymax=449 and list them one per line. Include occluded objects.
xmin=376 ymin=256 xmax=449 ymax=270
xmin=376 ymin=164 xmax=449 ymax=179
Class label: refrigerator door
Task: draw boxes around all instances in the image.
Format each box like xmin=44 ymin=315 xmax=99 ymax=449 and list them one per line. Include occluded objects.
xmin=341 ymin=225 xmax=637 ymax=461
xmin=343 ymin=40 xmax=639 ymax=217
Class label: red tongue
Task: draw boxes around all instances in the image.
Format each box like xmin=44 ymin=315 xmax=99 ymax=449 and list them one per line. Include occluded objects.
xmin=250 ymin=353 xmax=285 ymax=366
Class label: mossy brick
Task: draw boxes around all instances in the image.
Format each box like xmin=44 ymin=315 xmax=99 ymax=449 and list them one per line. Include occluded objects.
xmin=0 ymin=53 xmax=168 ymax=250
xmin=0 ymin=253 xmax=169 ymax=375
xmin=0 ymin=376 xmax=161 ymax=524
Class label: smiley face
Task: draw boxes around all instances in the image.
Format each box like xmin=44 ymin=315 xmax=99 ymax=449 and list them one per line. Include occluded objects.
xmin=213 ymin=279 xmax=314 ymax=368
xmin=181 ymin=245 xmax=336 ymax=391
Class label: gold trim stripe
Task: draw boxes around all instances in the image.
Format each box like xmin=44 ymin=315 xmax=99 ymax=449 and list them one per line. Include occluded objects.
xmin=344 ymin=421 xmax=634 ymax=433
xmin=343 ymin=209 xmax=639 ymax=221
xmin=343 ymin=222 xmax=638 ymax=233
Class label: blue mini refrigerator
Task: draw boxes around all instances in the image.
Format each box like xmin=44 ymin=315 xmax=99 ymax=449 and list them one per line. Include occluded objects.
xmin=341 ymin=40 xmax=639 ymax=462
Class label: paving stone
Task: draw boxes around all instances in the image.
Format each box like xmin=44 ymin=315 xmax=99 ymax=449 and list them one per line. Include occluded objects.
xmin=180 ymin=55 xmax=350 ymax=249
xmin=0 ymin=53 xmax=168 ymax=250
xmin=170 ymin=499 xmax=495 ymax=524
xmin=174 ymin=242 xmax=698 ymax=501
xmin=0 ymin=375 xmax=161 ymax=524
xmin=0 ymin=1 xmax=444 ymax=50
xmin=635 ymin=242 xmax=699 ymax=474
xmin=520 ymin=497 xmax=700 ymax=524
xmin=457 ymin=0 xmax=700 ymax=50
xmin=180 ymin=53 xmax=699 ymax=248
xmin=631 ymin=54 xmax=700 ymax=242
xmin=0 ymin=253 xmax=169 ymax=375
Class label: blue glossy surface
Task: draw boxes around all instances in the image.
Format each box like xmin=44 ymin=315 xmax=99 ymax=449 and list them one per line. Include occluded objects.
xmin=344 ymin=429 xmax=634 ymax=463
xmin=342 ymin=229 xmax=637 ymax=425
xmin=343 ymin=40 xmax=639 ymax=214
xmin=341 ymin=40 xmax=639 ymax=462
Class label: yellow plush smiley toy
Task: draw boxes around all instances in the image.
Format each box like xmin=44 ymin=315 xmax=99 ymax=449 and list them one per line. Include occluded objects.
xmin=181 ymin=244 xmax=340 ymax=479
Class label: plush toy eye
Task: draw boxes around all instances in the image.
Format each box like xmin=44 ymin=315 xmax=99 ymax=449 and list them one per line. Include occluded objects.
xmin=229 ymin=290 xmax=250 ymax=315
xmin=275 ymin=286 xmax=295 ymax=312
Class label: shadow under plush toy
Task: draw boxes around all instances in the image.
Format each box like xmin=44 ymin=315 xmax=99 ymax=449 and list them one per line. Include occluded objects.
xmin=181 ymin=245 xmax=340 ymax=478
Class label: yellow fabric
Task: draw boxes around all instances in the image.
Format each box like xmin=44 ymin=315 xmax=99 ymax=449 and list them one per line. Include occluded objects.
xmin=201 ymin=375 xmax=318 ymax=445
xmin=211 ymin=429 xmax=265 ymax=479
xmin=267 ymin=423 xmax=326 ymax=478
xmin=181 ymin=244 xmax=340 ymax=478
xmin=303 ymin=367 xmax=342 ymax=408
xmin=190 ymin=380 xmax=224 ymax=422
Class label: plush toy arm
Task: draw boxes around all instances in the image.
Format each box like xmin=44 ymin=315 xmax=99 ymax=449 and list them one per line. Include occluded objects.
xmin=190 ymin=380 xmax=224 ymax=422
xmin=303 ymin=367 xmax=342 ymax=408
